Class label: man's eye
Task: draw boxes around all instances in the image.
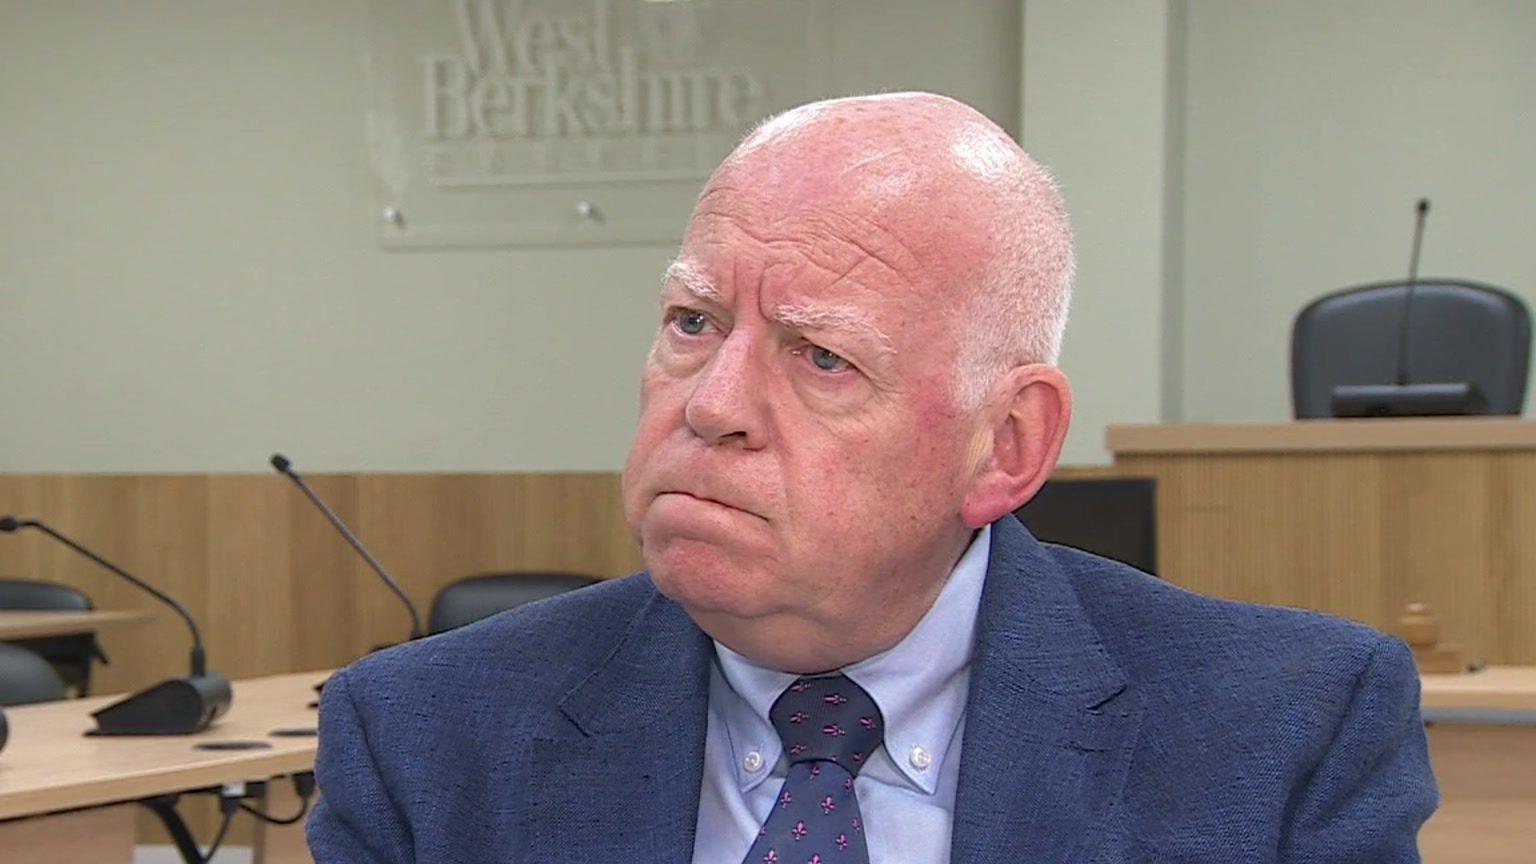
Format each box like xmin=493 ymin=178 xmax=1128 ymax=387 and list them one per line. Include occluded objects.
xmin=673 ymin=311 xmax=710 ymax=335
xmin=808 ymin=346 xmax=850 ymax=372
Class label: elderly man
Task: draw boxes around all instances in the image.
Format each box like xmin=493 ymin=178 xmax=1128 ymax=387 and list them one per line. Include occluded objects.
xmin=308 ymin=93 xmax=1436 ymax=863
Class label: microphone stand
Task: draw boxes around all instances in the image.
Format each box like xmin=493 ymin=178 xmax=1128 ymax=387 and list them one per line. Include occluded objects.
xmin=1393 ymin=198 xmax=1430 ymax=386
xmin=0 ymin=516 xmax=231 ymax=735
xmin=269 ymin=453 xmax=423 ymax=642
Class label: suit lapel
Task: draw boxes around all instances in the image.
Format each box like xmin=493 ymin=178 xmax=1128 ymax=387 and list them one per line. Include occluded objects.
xmin=951 ymin=518 xmax=1144 ymax=864
xmin=522 ymin=523 xmax=1143 ymax=863
xmin=528 ymin=584 xmax=713 ymax=863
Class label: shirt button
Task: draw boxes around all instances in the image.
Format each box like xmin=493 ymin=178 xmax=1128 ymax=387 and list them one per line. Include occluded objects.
xmin=909 ymin=745 xmax=933 ymax=771
xmin=743 ymin=750 xmax=764 ymax=773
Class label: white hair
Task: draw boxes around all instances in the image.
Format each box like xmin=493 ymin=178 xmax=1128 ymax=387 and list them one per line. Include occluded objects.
xmin=952 ymin=154 xmax=1075 ymax=409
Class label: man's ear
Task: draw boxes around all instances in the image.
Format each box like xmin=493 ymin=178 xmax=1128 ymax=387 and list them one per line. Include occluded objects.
xmin=960 ymin=365 xmax=1072 ymax=528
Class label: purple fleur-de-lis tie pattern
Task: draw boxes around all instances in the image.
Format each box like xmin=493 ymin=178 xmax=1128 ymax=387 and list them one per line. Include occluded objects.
xmin=740 ymin=674 xmax=883 ymax=864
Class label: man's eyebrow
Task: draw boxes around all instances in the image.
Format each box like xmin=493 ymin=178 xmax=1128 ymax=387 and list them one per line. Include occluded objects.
xmin=768 ymin=302 xmax=895 ymax=361
xmin=660 ymin=259 xmax=723 ymax=305
xmin=660 ymin=258 xmax=895 ymax=363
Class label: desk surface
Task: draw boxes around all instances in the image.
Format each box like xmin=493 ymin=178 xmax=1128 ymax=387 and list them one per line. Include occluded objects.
xmin=1106 ymin=418 xmax=1536 ymax=455
xmin=0 ymin=670 xmax=326 ymax=821
xmin=0 ymin=609 xmax=152 ymax=641
xmin=1421 ymin=666 xmax=1536 ymax=713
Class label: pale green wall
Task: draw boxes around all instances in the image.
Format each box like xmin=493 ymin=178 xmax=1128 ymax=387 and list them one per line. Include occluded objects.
xmin=10 ymin=2 xmax=1526 ymax=473
xmin=0 ymin=0 xmax=1019 ymax=472
xmin=1022 ymin=0 xmax=1172 ymax=464
xmin=1028 ymin=0 xmax=1536 ymax=440
xmin=1175 ymin=0 xmax=1536 ymax=422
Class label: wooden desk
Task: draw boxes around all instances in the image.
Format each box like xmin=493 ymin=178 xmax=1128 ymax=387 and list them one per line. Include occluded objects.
xmin=1107 ymin=417 xmax=1536 ymax=455
xmin=1108 ymin=418 xmax=1536 ymax=665
xmin=0 ymin=609 xmax=151 ymax=641
xmin=2 ymin=663 xmax=1526 ymax=862
xmin=1422 ymin=666 xmax=1536 ymax=715
xmin=1414 ymin=666 xmax=1536 ymax=863
xmin=0 ymin=670 xmax=326 ymax=863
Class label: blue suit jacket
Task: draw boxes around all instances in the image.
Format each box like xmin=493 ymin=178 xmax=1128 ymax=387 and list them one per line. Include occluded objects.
xmin=307 ymin=517 xmax=1437 ymax=862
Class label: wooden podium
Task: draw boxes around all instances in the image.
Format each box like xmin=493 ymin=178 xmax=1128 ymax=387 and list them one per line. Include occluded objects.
xmin=1107 ymin=418 xmax=1536 ymax=665
xmin=1107 ymin=420 xmax=1536 ymax=861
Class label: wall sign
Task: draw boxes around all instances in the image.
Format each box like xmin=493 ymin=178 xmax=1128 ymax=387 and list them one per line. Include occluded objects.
xmin=368 ymin=0 xmax=829 ymax=247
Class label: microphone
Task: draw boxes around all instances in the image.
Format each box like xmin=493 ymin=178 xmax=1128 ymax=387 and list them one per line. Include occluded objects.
xmin=1330 ymin=196 xmax=1485 ymax=416
xmin=269 ymin=454 xmax=423 ymax=640
xmin=0 ymin=516 xmax=231 ymax=735
xmin=1393 ymin=198 xmax=1431 ymax=386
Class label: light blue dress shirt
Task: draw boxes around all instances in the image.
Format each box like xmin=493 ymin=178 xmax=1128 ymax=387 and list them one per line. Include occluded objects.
xmin=691 ymin=525 xmax=991 ymax=864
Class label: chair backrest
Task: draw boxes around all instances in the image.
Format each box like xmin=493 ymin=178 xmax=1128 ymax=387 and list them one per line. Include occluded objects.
xmin=1014 ymin=477 xmax=1157 ymax=574
xmin=1291 ymin=279 xmax=1531 ymax=419
xmin=0 ymin=643 xmax=68 ymax=706
xmin=0 ymin=578 xmax=106 ymax=696
xmin=0 ymin=578 xmax=94 ymax=612
xmin=429 ymin=572 xmax=602 ymax=634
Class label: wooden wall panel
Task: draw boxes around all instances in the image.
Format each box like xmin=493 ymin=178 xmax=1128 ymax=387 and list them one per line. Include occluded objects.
xmin=7 ymin=458 xmax=1529 ymax=671
xmin=0 ymin=473 xmax=642 ymax=696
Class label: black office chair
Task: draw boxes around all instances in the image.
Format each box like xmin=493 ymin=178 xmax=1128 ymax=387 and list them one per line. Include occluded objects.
xmin=0 ymin=643 xmax=68 ymax=706
xmin=1014 ymin=477 xmax=1157 ymax=574
xmin=429 ymin=572 xmax=602 ymax=634
xmin=0 ymin=578 xmax=109 ymax=696
xmin=1291 ymin=279 xmax=1531 ymax=419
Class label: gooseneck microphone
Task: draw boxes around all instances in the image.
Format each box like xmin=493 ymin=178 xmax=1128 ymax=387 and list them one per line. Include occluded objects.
xmin=1393 ymin=198 xmax=1431 ymax=387
xmin=269 ymin=454 xmax=423 ymax=640
xmin=1330 ymin=196 xmax=1484 ymax=416
xmin=1 ymin=516 xmax=207 ymax=676
xmin=0 ymin=515 xmax=231 ymax=735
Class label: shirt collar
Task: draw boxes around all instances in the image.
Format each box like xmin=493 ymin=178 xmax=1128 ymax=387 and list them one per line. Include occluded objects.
xmin=713 ymin=524 xmax=991 ymax=795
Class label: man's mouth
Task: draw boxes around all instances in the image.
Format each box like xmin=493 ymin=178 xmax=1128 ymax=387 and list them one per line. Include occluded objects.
xmin=659 ymin=490 xmax=767 ymax=522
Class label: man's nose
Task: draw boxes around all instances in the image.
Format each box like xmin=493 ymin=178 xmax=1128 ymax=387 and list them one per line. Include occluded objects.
xmin=684 ymin=331 xmax=768 ymax=449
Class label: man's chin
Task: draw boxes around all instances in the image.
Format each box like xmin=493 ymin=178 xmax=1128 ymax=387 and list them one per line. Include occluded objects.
xmin=647 ymin=546 xmax=780 ymax=620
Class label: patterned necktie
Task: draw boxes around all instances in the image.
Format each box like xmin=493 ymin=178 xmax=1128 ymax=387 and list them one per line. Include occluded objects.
xmin=740 ymin=674 xmax=884 ymax=864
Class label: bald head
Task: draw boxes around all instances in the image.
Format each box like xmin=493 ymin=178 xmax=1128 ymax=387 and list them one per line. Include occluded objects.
xmin=696 ymin=92 xmax=1074 ymax=405
xmin=629 ymin=93 xmax=1076 ymax=671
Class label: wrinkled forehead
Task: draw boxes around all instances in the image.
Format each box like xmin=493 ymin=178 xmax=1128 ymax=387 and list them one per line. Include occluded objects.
xmin=670 ymin=191 xmax=972 ymax=385
xmin=681 ymin=185 xmax=925 ymax=296
xmin=682 ymin=160 xmax=989 ymax=306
